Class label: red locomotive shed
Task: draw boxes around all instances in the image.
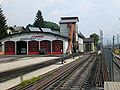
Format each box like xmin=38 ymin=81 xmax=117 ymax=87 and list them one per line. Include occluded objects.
xmin=52 ymin=40 xmax=63 ymax=54
xmin=4 ymin=41 xmax=15 ymax=55
xmin=1 ymin=32 xmax=68 ymax=55
xmin=40 ymin=40 xmax=51 ymax=54
xmin=28 ymin=41 xmax=39 ymax=55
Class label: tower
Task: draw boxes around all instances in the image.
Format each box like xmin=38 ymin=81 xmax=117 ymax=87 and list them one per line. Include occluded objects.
xmin=59 ymin=17 xmax=79 ymax=53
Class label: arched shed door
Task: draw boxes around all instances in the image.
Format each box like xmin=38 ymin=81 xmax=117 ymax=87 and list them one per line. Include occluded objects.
xmin=52 ymin=40 xmax=63 ymax=54
xmin=5 ymin=41 xmax=15 ymax=55
xmin=16 ymin=41 xmax=27 ymax=55
xmin=28 ymin=41 xmax=39 ymax=55
xmin=40 ymin=40 xmax=51 ymax=54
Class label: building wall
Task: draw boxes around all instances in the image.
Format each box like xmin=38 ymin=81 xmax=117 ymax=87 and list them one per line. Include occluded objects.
xmin=1 ymin=33 xmax=65 ymax=42
xmin=60 ymin=23 xmax=78 ymax=38
xmin=75 ymin=24 xmax=79 ymax=42
xmin=83 ymin=42 xmax=95 ymax=52
xmin=52 ymin=30 xmax=60 ymax=35
xmin=7 ymin=29 xmax=13 ymax=34
xmin=60 ymin=23 xmax=79 ymax=53
xmin=0 ymin=33 xmax=68 ymax=54
xmin=60 ymin=24 xmax=69 ymax=37
xmin=91 ymin=42 xmax=95 ymax=52
xmin=63 ymin=41 xmax=68 ymax=53
xmin=78 ymin=37 xmax=83 ymax=52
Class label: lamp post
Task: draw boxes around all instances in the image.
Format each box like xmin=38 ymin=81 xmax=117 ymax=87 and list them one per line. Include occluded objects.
xmin=100 ymin=30 xmax=103 ymax=53
xmin=118 ymin=18 xmax=120 ymax=49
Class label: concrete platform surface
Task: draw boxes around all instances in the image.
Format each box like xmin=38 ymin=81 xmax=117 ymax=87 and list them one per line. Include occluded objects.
xmin=0 ymin=56 xmax=59 ymax=72
xmin=0 ymin=56 xmax=81 ymax=90
xmin=104 ymin=82 xmax=120 ymax=90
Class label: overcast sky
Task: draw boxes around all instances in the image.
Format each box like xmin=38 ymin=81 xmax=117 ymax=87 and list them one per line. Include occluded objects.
xmin=1 ymin=0 xmax=120 ymax=41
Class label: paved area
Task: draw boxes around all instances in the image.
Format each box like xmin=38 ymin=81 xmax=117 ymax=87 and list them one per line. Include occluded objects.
xmin=0 ymin=57 xmax=18 ymax=62
xmin=104 ymin=82 xmax=120 ymax=90
xmin=0 ymin=56 xmax=82 ymax=90
xmin=0 ymin=55 xmax=61 ymax=63
xmin=0 ymin=57 xmax=60 ymax=72
xmin=0 ymin=55 xmax=26 ymax=62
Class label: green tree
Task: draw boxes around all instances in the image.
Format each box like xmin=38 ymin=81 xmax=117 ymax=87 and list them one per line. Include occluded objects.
xmin=33 ymin=10 xmax=59 ymax=30
xmin=44 ymin=21 xmax=60 ymax=29
xmin=33 ymin=10 xmax=44 ymax=28
xmin=90 ymin=33 xmax=100 ymax=48
xmin=0 ymin=6 xmax=7 ymax=39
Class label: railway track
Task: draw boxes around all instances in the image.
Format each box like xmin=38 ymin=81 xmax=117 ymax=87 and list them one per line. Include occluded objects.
xmin=113 ymin=62 xmax=120 ymax=81
xmin=113 ymin=55 xmax=120 ymax=81
xmin=9 ymin=53 xmax=97 ymax=90
xmin=113 ymin=59 xmax=120 ymax=70
xmin=0 ymin=53 xmax=80 ymax=83
xmin=0 ymin=57 xmax=60 ymax=83
xmin=52 ymin=54 xmax=96 ymax=90
xmin=81 ymin=56 xmax=99 ymax=90
xmin=114 ymin=54 xmax=120 ymax=68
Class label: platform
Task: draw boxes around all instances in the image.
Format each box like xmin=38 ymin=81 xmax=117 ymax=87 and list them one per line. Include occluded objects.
xmin=0 ymin=56 xmax=60 ymax=72
xmin=0 ymin=56 xmax=81 ymax=90
xmin=104 ymin=82 xmax=120 ymax=90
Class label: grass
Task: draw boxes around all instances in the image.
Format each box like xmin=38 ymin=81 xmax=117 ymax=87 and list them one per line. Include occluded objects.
xmin=76 ymin=56 xmax=80 ymax=61
xmin=19 ymin=76 xmax=42 ymax=88
xmin=18 ymin=70 xmax=55 ymax=88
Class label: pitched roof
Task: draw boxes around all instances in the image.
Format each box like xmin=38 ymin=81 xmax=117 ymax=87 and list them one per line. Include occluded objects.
xmin=78 ymin=31 xmax=85 ymax=38
xmin=60 ymin=17 xmax=79 ymax=21
xmin=59 ymin=16 xmax=79 ymax=24
xmin=29 ymin=27 xmax=42 ymax=32
xmin=8 ymin=26 xmax=24 ymax=32
xmin=41 ymin=28 xmax=52 ymax=32
xmin=83 ymin=38 xmax=94 ymax=43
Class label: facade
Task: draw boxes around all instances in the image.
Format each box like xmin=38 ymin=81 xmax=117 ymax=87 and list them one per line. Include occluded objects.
xmin=83 ymin=38 xmax=95 ymax=52
xmin=51 ymin=29 xmax=60 ymax=35
xmin=0 ymin=31 xmax=68 ymax=55
xmin=59 ymin=17 xmax=79 ymax=53
xmin=0 ymin=16 xmax=85 ymax=55
xmin=7 ymin=25 xmax=25 ymax=34
xmin=78 ymin=32 xmax=85 ymax=52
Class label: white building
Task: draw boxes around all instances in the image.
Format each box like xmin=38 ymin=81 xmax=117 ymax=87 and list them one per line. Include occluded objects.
xmin=78 ymin=32 xmax=85 ymax=52
xmin=7 ymin=25 xmax=25 ymax=34
xmin=0 ymin=17 xmax=85 ymax=55
xmin=0 ymin=27 xmax=68 ymax=55
xmin=83 ymin=38 xmax=95 ymax=52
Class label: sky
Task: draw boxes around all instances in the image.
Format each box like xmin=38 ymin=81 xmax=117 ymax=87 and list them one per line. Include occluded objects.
xmin=1 ymin=0 xmax=120 ymax=43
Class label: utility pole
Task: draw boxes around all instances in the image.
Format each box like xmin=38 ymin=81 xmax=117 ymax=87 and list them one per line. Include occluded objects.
xmin=100 ymin=30 xmax=103 ymax=52
xmin=109 ymin=40 xmax=111 ymax=45
xmin=111 ymin=35 xmax=115 ymax=81
xmin=107 ymin=38 xmax=109 ymax=46
xmin=117 ymin=34 xmax=119 ymax=48
xmin=113 ymin=35 xmax=115 ymax=51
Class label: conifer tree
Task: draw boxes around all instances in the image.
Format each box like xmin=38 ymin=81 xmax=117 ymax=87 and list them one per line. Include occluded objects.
xmin=0 ymin=5 xmax=7 ymax=39
xmin=33 ymin=10 xmax=44 ymax=28
xmin=33 ymin=10 xmax=60 ymax=29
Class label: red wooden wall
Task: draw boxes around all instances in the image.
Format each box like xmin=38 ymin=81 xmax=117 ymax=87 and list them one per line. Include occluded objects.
xmin=28 ymin=41 xmax=39 ymax=55
xmin=4 ymin=41 xmax=15 ymax=55
xmin=52 ymin=40 xmax=63 ymax=54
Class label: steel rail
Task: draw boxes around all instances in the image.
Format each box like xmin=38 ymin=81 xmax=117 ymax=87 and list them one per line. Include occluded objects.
xmin=0 ymin=53 xmax=81 ymax=83
xmin=54 ymin=54 xmax=97 ymax=90
xmin=113 ymin=54 xmax=120 ymax=70
xmin=27 ymin=54 xmax=92 ymax=90
xmin=8 ymin=53 xmax=92 ymax=90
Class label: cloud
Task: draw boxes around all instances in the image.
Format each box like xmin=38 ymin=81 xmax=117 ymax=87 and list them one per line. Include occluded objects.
xmin=79 ymin=1 xmax=96 ymax=14
xmin=1 ymin=0 xmax=120 ymax=37
xmin=0 ymin=0 xmax=4 ymax=4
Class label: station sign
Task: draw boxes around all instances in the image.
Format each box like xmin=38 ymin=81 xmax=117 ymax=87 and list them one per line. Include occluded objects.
xmin=20 ymin=35 xmax=45 ymax=41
